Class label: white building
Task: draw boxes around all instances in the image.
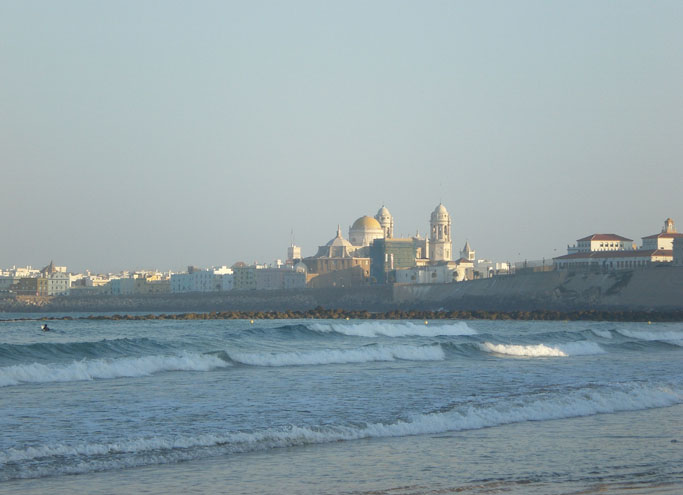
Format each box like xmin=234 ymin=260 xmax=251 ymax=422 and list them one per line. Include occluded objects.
xmin=221 ymin=273 xmax=234 ymax=291
xmin=554 ymin=218 xmax=680 ymax=271
xmin=287 ymin=245 xmax=302 ymax=264
xmin=46 ymin=272 xmax=70 ymax=296
xmin=641 ymin=218 xmax=683 ymax=250
xmin=110 ymin=277 xmax=136 ymax=295
xmin=460 ymin=241 xmax=475 ymax=261
xmin=170 ymin=267 xmax=233 ymax=293
xmin=255 ymin=267 xmax=306 ymax=290
xmin=566 ymin=234 xmax=633 ymax=254
xmin=395 ymin=263 xmax=460 ymax=284
xmin=429 ymin=204 xmax=452 ymax=261
xmin=7 ymin=266 xmax=40 ymax=278
xmin=473 ymin=259 xmax=511 ymax=278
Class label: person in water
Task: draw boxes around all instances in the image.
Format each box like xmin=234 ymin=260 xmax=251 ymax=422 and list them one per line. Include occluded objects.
xmin=41 ymin=324 xmax=50 ymax=331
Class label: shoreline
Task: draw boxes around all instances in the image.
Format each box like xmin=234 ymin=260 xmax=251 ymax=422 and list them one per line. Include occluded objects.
xmin=2 ymin=308 xmax=683 ymax=322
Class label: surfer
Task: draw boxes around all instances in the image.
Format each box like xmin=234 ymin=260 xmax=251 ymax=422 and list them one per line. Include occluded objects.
xmin=41 ymin=324 xmax=50 ymax=332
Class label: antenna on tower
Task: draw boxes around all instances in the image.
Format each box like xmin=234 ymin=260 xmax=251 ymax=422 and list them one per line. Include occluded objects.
xmin=290 ymin=228 xmax=295 ymax=246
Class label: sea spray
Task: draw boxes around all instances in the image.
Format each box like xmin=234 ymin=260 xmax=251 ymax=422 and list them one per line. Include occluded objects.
xmin=479 ymin=341 xmax=605 ymax=357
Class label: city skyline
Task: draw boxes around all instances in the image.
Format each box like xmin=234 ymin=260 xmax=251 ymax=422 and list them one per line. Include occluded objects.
xmin=2 ymin=1 xmax=682 ymax=273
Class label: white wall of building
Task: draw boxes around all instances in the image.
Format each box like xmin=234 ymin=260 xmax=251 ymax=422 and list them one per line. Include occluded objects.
xmin=46 ymin=272 xmax=70 ymax=296
xmin=395 ymin=265 xmax=456 ymax=284
xmin=170 ymin=268 xmax=234 ymax=293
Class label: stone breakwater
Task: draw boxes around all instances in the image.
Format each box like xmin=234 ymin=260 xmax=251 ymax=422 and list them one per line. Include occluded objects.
xmin=3 ymin=308 xmax=683 ymax=322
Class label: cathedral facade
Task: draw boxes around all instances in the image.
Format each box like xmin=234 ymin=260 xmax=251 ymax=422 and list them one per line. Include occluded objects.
xmin=304 ymin=204 xmax=455 ymax=286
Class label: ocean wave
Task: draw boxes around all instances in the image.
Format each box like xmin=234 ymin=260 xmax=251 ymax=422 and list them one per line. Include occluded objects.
xmin=479 ymin=341 xmax=605 ymax=357
xmin=226 ymin=344 xmax=445 ymax=366
xmin=307 ymin=321 xmax=477 ymax=338
xmin=615 ymin=329 xmax=683 ymax=344
xmin=0 ymin=352 xmax=230 ymax=387
xmin=0 ymin=338 xmax=169 ymax=364
xmin=3 ymin=382 xmax=679 ymax=480
xmin=589 ymin=329 xmax=614 ymax=339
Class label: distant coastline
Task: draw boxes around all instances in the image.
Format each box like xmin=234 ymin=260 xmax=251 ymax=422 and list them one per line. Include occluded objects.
xmin=2 ymin=267 xmax=682 ymax=319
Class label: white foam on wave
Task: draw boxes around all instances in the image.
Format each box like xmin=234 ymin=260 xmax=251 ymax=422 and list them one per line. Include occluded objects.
xmin=228 ymin=344 xmax=445 ymax=367
xmin=3 ymin=382 xmax=680 ymax=480
xmin=479 ymin=341 xmax=605 ymax=357
xmin=308 ymin=321 xmax=477 ymax=338
xmin=616 ymin=329 xmax=683 ymax=344
xmin=0 ymin=352 xmax=230 ymax=387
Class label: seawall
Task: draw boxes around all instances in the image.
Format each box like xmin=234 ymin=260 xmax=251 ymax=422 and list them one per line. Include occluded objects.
xmin=1 ymin=266 xmax=682 ymax=314
xmin=392 ymin=266 xmax=683 ymax=311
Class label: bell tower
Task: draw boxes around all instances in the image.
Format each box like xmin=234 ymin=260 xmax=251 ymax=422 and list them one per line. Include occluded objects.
xmin=429 ymin=203 xmax=452 ymax=261
xmin=375 ymin=205 xmax=394 ymax=239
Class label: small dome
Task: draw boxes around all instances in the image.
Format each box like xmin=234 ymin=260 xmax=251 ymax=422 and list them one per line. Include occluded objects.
xmin=351 ymin=216 xmax=382 ymax=231
xmin=431 ymin=203 xmax=450 ymax=221
xmin=326 ymin=225 xmax=353 ymax=247
xmin=434 ymin=203 xmax=449 ymax=215
xmin=377 ymin=206 xmax=391 ymax=217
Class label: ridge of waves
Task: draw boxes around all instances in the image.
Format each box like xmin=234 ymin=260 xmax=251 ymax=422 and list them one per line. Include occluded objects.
xmin=614 ymin=328 xmax=683 ymax=345
xmin=3 ymin=382 xmax=680 ymax=481
xmin=0 ymin=352 xmax=230 ymax=387
xmin=306 ymin=320 xmax=477 ymax=338
xmin=0 ymin=337 xmax=172 ymax=364
xmin=225 ymin=344 xmax=445 ymax=366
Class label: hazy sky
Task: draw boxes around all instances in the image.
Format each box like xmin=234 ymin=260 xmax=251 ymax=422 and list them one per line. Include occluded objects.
xmin=2 ymin=1 xmax=682 ymax=273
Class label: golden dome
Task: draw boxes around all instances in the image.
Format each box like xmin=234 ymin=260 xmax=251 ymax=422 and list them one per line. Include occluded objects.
xmin=351 ymin=216 xmax=382 ymax=231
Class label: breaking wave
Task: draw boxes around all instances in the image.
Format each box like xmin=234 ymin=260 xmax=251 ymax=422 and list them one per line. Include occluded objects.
xmin=226 ymin=344 xmax=445 ymax=366
xmin=307 ymin=321 xmax=477 ymax=338
xmin=479 ymin=341 xmax=605 ymax=357
xmin=0 ymin=352 xmax=230 ymax=387
xmin=3 ymin=382 xmax=679 ymax=481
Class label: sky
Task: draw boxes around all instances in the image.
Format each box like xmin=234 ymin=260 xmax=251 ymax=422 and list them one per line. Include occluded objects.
xmin=1 ymin=1 xmax=682 ymax=273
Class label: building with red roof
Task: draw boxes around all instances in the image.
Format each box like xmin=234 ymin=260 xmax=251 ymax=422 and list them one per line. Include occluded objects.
xmin=554 ymin=218 xmax=678 ymax=271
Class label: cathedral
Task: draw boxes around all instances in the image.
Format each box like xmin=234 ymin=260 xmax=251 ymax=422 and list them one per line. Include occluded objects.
xmin=303 ymin=204 xmax=457 ymax=286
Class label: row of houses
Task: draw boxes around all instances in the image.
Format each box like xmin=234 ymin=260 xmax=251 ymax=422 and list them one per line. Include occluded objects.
xmin=0 ymin=261 xmax=308 ymax=297
xmin=0 ymin=262 xmax=72 ymax=296
xmin=105 ymin=263 xmax=308 ymax=295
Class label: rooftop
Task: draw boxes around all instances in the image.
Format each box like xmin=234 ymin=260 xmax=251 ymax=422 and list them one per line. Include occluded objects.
xmin=576 ymin=234 xmax=633 ymax=242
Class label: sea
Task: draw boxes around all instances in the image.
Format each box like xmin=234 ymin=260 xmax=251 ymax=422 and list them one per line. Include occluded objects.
xmin=0 ymin=315 xmax=681 ymax=495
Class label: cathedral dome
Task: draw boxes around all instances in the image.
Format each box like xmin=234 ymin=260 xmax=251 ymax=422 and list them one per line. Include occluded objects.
xmin=349 ymin=216 xmax=384 ymax=247
xmin=352 ymin=216 xmax=382 ymax=231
